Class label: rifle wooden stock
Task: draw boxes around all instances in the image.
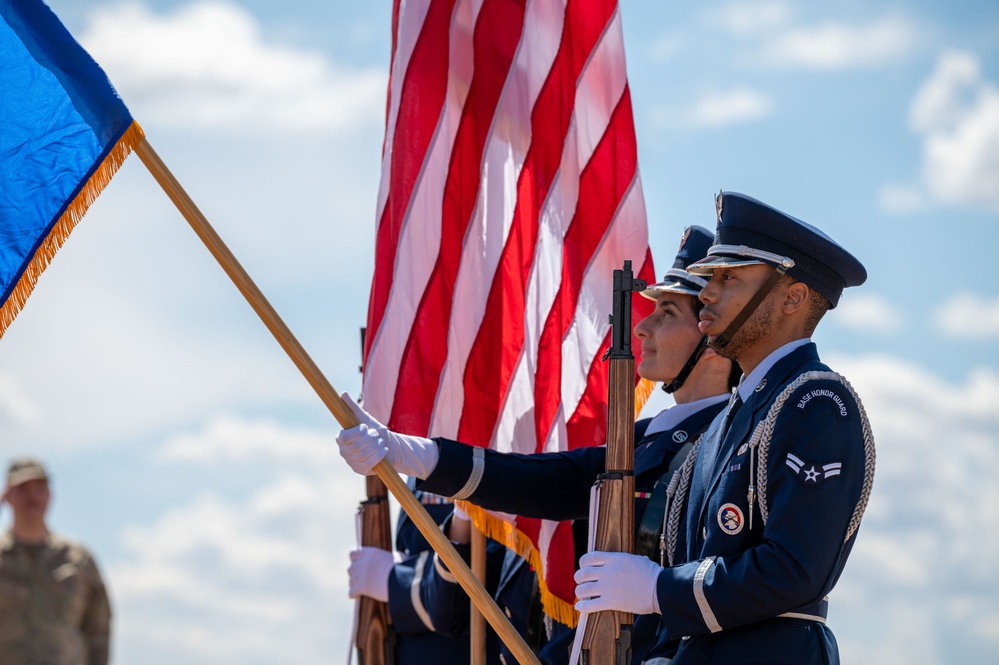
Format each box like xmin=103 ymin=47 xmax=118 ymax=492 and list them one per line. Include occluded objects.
xmin=357 ymin=476 xmax=395 ymax=665
xmin=135 ymin=138 xmax=540 ymax=665
xmin=580 ymin=261 xmax=641 ymax=665
xmin=580 ymin=360 xmax=635 ymax=665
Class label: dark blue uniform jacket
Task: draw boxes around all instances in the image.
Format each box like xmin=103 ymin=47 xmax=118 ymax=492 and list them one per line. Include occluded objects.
xmin=388 ymin=489 xmax=502 ymax=664
xmin=657 ymin=343 xmax=873 ymax=665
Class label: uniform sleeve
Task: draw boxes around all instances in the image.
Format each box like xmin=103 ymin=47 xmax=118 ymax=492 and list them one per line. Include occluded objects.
xmin=656 ymin=378 xmax=869 ymax=637
xmin=80 ymin=552 xmax=112 ymax=665
xmin=387 ymin=553 xmax=439 ymax=635
xmin=418 ymin=533 xmax=508 ymax=638
xmin=417 ymin=438 xmax=605 ymax=521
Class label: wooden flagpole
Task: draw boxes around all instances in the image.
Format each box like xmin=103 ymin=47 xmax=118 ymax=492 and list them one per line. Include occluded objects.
xmin=471 ymin=525 xmax=487 ymax=665
xmin=134 ymin=138 xmax=539 ymax=665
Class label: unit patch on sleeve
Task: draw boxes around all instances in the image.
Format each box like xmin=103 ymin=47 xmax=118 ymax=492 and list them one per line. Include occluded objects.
xmin=786 ymin=452 xmax=842 ymax=487
xmin=795 ymin=386 xmax=849 ymax=418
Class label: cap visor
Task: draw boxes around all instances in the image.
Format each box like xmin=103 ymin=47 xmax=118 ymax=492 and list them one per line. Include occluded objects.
xmin=687 ymin=255 xmax=767 ymax=276
xmin=640 ymin=281 xmax=701 ymax=300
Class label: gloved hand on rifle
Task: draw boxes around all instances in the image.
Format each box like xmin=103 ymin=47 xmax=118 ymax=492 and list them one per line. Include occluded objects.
xmin=574 ymin=551 xmax=663 ymax=616
xmin=336 ymin=393 xmax=439 ymax=479
xmin=348 ymin=546 xmax=403 ymax=602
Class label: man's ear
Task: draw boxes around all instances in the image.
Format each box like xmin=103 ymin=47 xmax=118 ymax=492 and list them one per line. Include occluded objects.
xmin=781 ymin=280 xmax=810 ymax=314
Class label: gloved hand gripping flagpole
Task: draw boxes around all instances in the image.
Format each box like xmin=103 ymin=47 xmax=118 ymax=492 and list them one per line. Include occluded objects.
xmin=134 ymin=137 xmax=540 ymax=665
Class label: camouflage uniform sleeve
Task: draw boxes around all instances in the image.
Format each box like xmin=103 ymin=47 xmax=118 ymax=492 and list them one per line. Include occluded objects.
xmin=80 ymin=551 xmax=111 ymax=665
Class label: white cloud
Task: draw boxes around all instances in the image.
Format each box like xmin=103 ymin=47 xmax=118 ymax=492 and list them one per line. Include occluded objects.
xmin=762 ymin=16 xmax=917 ymax=70
xmin=81 ymin=1 xmax=385 ymax=134
xmin=647 ymin=33 xmax=685 ymax=64
xmin=112 ymin=419 xmax=365 ymax=664
xmin=876 ymin=182 xmax=926 ymax=213
xmin=712 ymin=0 xmax=793 ymax=37
xmin=0 ymin=374 xmax=41 ymax=428
xmin=0 ymin=248 xmax=313 ymax=452
xmin=157 ymin=416 xmax=337 ymax=466
xmin=831 ymin=292 xmax=904 ymax=333
xmin=934 ymin=292 xmax=999 ymax=340
xmin=827 ymin=354 xmax=999 ymax=662
xmin=908 ymin=51 xmax=999 ymax=210
xmin=657 ymin=88 xmax=772 ymax=129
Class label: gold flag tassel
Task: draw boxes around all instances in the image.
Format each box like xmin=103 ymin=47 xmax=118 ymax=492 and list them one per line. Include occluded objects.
xmin=0 ymin=120 xmax=146 ymax=339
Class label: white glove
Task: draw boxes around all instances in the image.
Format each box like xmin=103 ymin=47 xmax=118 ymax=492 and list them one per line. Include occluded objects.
xmin=452 ymin=502 xmax=470 ymax=522
xmin=336 ymin=393 xmax=439 ymax=478
xmin=574 ymin=551 xmax=663 ymax=615
xmin=348 ymin=547 xmax=399 ymax=602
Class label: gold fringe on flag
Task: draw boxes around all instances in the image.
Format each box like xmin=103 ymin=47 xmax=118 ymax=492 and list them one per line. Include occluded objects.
xmin=457 ymin=380 xmax=658 ymax=628
xmin=458 ymin=501 xmax=582 ymax=628
xmin=0 ymin=120 xmax=145 ymax=340
xmin=634 ymin=377 xmax=656 ymax=417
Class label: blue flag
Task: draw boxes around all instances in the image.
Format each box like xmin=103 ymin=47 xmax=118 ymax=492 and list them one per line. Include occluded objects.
xmin=0 ymin=0 xmax=142 ymax=338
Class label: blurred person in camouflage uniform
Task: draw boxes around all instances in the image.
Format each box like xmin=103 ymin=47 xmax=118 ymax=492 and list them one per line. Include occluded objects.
xmin=0 ymin=458 xmax=111 ymax=665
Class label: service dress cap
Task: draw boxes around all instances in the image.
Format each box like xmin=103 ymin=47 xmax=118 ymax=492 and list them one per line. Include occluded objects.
xmin=641 ymin=225 xmax=714 ymax=300
xmin=687 ymin=192 xmax=866 ymax=307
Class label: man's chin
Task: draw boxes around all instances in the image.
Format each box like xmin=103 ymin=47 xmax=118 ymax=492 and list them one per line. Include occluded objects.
xmin=707 ymin=335 xmax=739 ymax=359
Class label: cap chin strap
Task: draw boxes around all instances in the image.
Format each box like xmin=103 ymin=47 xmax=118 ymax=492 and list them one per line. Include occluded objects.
xmin=663 ymin=335 xmax=708 ymax=394
xmin=709 ymin=263 xmax=792 ymax=353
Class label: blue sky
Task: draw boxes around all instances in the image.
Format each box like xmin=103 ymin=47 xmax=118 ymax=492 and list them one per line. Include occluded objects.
xmin=1 ymin=1 xmax=997 ymax=663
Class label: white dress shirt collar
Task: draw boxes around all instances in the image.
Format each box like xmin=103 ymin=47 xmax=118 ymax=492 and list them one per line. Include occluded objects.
xmin=736 ymin=337 xmax=811 ymax=402
xmin=644 ymin=392 xmax=731 ymax=437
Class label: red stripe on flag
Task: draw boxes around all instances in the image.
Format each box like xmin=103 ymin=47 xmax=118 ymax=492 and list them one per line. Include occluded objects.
xmin=390 ymin=0 xmax=527 ymax=436
xmin=365 ymin=0 xmax=455 ymax=367
xmin=543 ymin=521 xmax=578 ymax=613
xmin=534 ymin=86 xmax=639 ymax=450
xmin=456 ymin=0 xmax=618 ymax=448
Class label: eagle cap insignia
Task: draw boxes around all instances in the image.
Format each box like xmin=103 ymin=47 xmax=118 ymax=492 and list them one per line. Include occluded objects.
xmin=678 ymin=227 xmax=691 ymax=252
xmin=715 ymin=189 xmax=724 ymax=225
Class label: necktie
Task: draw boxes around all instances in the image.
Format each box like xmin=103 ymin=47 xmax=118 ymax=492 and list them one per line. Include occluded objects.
xmin=721 ymin=393 xmax=743 ymax=436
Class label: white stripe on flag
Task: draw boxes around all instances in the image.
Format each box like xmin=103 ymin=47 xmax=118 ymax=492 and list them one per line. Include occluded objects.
xmin=429 ymin=0 xmax=566 ymax=440
xmin=374 ymin=0 xmax=433 ymax=230
xmin=493 ymin=7 xmax=629 ymax=453
xmin=364 ymin=0 xmax=480 ymax=423
xmin=558 ymin=172 xmax=648 ymax=431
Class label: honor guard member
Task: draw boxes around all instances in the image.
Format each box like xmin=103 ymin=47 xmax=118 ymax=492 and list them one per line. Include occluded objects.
xmin=337 ymin=226 xmax=739 ymax=665
xmin=349 ymin=480 xmax=505 ymax=664
xmin=412 ymin=504 xmax=547 ymax=665
xmin=0 ymin=458 xmax=112 ymax=665
xmin=573 ymin=192 xmax=876 ymax=665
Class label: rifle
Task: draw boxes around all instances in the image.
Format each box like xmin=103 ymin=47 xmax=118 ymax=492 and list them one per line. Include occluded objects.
xmin=356 ymin=327 xmax=397 ymax=665
xmin=579 ymin=260 xmax=645 ymax=665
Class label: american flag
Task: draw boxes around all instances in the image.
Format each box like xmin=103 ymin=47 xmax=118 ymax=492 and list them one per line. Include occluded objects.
xmin=362 ymin=0 xmax=655 ymax=624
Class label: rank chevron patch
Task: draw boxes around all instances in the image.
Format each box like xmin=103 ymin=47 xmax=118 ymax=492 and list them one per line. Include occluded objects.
xmin=786 ymin=452 xmax=842 ymax=487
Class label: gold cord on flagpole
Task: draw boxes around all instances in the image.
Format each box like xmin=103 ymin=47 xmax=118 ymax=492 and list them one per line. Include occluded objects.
xmin=134 ymin=137 xmax=540 ymax=665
